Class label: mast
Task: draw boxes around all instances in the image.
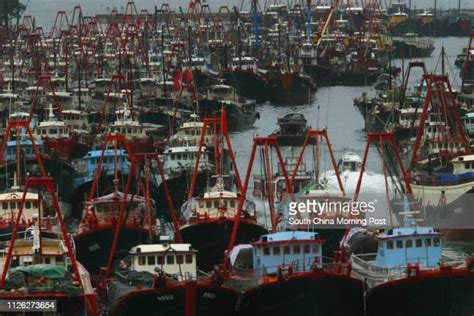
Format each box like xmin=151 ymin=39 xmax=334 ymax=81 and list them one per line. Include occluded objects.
xmin=78 ymin=10 xmax=82 ymax=111
xmin=441 ymin=46 xmax=445 ymax=76
xmin=161 ymin=24 xmax=167 ymax=97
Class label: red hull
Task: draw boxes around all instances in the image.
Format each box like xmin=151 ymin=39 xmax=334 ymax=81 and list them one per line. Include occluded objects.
xmin=43 ymin=137 xmax=90 ymax=160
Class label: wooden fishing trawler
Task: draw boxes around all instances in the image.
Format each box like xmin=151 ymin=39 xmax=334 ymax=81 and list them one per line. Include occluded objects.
xmin=75 ymin=189 xmax=155 ymax=278
xmin=199 ymin=84 xmax=259 ymax=131
xmin=102 ymin=237 xmax=239 ymax=316
xmin=225 ymin=231 xmax=364 ymax=315
xmin=180 ymin=176 xmax=267 ymax=272
xmin=168 ymin=114 xmax=214 ymax=147
xmin=0 ymin=177 xmax=98 ymax=315
xmin=0 ymin=120 xmax=75 ymax=220
xmin=351 ymin=226 xmax=474 ymax=316
xmin=395 ymin=75 xmax=474 ymax=240
xmin=223 ymin=56 xmax=268 ymax=103
xmin=392 ymin=33 xmax=435 ymax=58
xmin=107 ymin=103 xmax=154 ymax=154
xmin=270 ymin=112 xmax=313 ymax=147
xmin=33 ymin=104 xmax=90 ymax=161
xmin=253 ymin=157 xmax=312 ymax=201
xmin=75 ymin=136 xmax=158 ymax=278
xmin=267 ymin=64 xmax=316 ymax=104
xmin=0 ymin=174 xmax=46 ymax=244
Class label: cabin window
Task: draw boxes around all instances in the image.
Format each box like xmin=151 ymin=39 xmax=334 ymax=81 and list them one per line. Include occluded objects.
xmin=303 ymin=245 xmax=310 ymax=254
xmin=312 ymin=244 xmax=320 ymax=253
xmin=263 ymin=247 xmax=270 ymax=255
xmin=406 ymin=240 xmax=413 ymax=248
xmin=415 ymin=239 xmax=422 ymax=247
xmin=25 ymin=201 xmax=31 ymax=209
xmin=147 ymin=256 xmax=156 ymax=265
xmin=433 ymin=238 xmax=440 ymax=247
xmin=177 ymin=255 xmax=184 ymax=264
xmin=283 ymin=245 xmax=291 ymax=255
xmin=230 ymin=200 xmax=235 ymax=208
xmin=44 ymin=257 xmax=51 ymax=264
xmin=167 ymin=255 xmax=175 ymax=264
xmin=185 ymin=254 xmax=193 ymax=264
xmin=293 ymin=245 xmax=301 ymax=254
xmin=10 ymin=202 xmax=16 ymax=210
xmin=214 ymin=201 xmax=219 ymax=208
xmin=466 ymin=163 xmax=470 ymax=169
xmin=206 ymin=201 xmax=212 ymax=208
xmin=170 ymin=154 xmax=175 ymax=160
xmin=396 ymin=240 xmax=403 ymax=249
xmin=138 ymin=256 xmax=146 ymax=265
xmin=156 ymin=256 xmax=165 ymax=265
xmin=273 ymin=246 xmax=281 ymax=255
xmin=2 ymin=202 xmax=7 ymax=210
xmin=387 ymin=241 xmax=394 ymax=249
xmin=49 ymin=129 xmax=57 ymax=135
xmin=177 ymin=154 xmax=182 ymax=160
xmin=425 ymin=239 xmax=432 ymax=247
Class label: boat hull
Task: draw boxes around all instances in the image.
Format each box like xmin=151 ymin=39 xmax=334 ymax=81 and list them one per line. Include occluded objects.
xmin=75 ymin=224 xmax=151 ymax=278
xmin=180 ymin=219 xmax=268 ymax=272
xmin=237 ymin=271 xmax=364 ymax=316
xmin=366 ymin=269 xmax=474 ymax=316
xmin=107 ymin=280 xmax=239 ymax=316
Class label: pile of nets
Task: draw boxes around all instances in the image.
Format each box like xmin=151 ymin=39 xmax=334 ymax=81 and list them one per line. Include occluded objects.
xmin=2 ymin=264 xmax=82 ymax=297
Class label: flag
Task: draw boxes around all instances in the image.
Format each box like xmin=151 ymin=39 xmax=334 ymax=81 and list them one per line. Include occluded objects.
xmin=184 ymin=69 xmax=193 ymax=82
xmin=173 ymin=69 xmax=183 ymax=90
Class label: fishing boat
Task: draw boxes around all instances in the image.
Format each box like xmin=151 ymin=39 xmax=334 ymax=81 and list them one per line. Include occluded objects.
xmin=0 ymin=178 xmax=98 ymax=315
xmin=104 ymin=239 xmax=238 ymax=316
xmin=267 ymin=68 xmax=316 ymax=104
xmin=74 ymin=189 xmax=156 ymax=278
xmin=158 ymin=143 xmax=212 ymax=212
xmin=33 ymin=104 xmax=90 ymax=160
xmin=253 ymin=157 xmax=312 ymax=201
xmin=223 ymin=56 xmax=268 ymax=103
xmin=168 ymin=113 xmax=214 ymax=147
xmin=199 ymin=84 xmax=259 ymax=131
xmin=350 ymin=226 xmax=474 ymax=316
xmin=270 ymin=112 xmax=312 ymax=147
xmin=107 ymin=103 xmax=154 ymax=153
xmin=180 ymin=177 xmax=267 ymax=272
xmin=225 ymin=231 xmax=364 ymax=316
xmin=392 ymin=33 xmax=435 ymax=58
xmin=0 ymin=176 xmax=46 ymax=244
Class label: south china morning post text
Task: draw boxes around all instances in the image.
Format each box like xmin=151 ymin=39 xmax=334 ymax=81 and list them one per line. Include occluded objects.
xmin=285 ymin=198 xmax=387 ymax=227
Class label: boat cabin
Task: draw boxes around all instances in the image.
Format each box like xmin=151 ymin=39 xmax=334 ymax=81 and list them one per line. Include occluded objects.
xmin=191 ymin=57 xmax=207 ymax=73
xmin=81 ymin=191 xmax=148 ymax=229
xmin=3 ymin=138 xmax=45 ymax=161
xmin=375 ymin=227 xmax=442 ymax=268
xmin=169 ymin=114 xmax=214 ymax=146
xmin=339 ymin=152 xmax=362 ymax=173
xmin=464 ymin=112 xmax=474 ymax=136
xmin=451 ymin=154 xmax=474 ymax=175
xmin=189 ymin=177 xmax=254 ymax=222
xmin=0 ymin=190 xmax=41 ymax=225
xmin=162 ymin=146 xmax=209 ymax=175
xmin=108 ymin=105 xmax=147 ymax=140
xmin=231 ymin=231 xmax=324 ymax=277
xmin=230 ymin=57 xmax=258 ymax=73
xmin=130 ymin=243 xmax=197 ymax=281
xmin=73 ymin=149 xmax=130 ymax=187
xmin=9 ymin=237 xmax=68 ymax=267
